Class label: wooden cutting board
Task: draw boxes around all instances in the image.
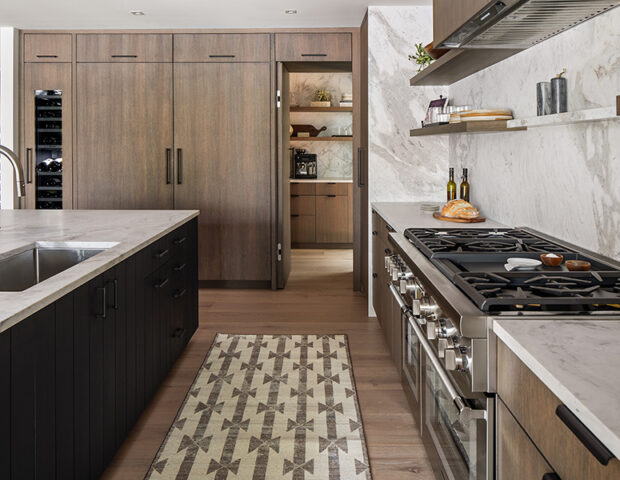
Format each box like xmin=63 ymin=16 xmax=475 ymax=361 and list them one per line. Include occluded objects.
xmin=433 ymin=212 xmax=486 ymax=223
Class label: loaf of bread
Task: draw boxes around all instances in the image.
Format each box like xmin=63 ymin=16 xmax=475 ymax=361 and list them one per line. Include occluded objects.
xmin=441 ymin=199 xmax=480 ymax=219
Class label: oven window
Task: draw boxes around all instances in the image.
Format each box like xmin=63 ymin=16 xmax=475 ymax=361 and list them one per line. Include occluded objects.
xmin=424 ymin=361 xmax=486 ymax=480
xmin=404 ymin=318 xmax=420 ymax=402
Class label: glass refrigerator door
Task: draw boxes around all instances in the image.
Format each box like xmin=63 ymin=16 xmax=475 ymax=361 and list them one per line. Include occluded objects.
xmin=35 ymin=90 xmax=63 ymax=209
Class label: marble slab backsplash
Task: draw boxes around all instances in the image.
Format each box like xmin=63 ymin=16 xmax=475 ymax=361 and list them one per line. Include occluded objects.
xmin=448 ymin=7 xmax=620 ymax=260
xmin=291 ymin=140 xmax=353 ymax=179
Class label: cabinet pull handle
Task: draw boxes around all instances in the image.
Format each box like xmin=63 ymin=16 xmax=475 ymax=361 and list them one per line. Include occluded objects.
xmin=542 ymin=474 xmax=561 ymax=480
xmin=171 ymin=327 xmax=185 ymax=338
xmin=173 ymin=288 xmax=187 ymax=299
xmin=301 ymin=53 xmax=327 ymax=57
xmin=384 ymin=248 xmax=392 ymax=255
xmin=166 ymin=148 xmax=172 ymax=184
xmin=291 ymin=214 xmax=300 ymax=218
xmin=176 ymin=149 xmax=183 ymax=185
xmin=26 ymin=148 xmax=33 ymax=184
xmin=372 ymin=273 xmax=378 ymax=279
xmin=327 ymin=195 xmax=336 ymax=198
xmin=327 ymin=182 xmax=336 ymax=185
xmin=111 ymin=279 xmax=119 ymax=310
xmin=36 ymin=54 xmax=58 ymax=58
xmin=555 ymin=405 xmax=613 ymax=465
xmin=209 ymin=54 xmax=236 ymax=58
xmin=154 ymin=278 xmax=169 ymax=289
xmin=111 ymin=54 xmax=138 ymax=58
xmin=173 ymin=236 xmax=187 ymax=246
xmin=173 ymin=263 xmax=187 ymax=272
xmin=96 ymin=286 xmax=107 ymax=319
xmin=372 ymin=230 xmax=378 ymax=236
xmin=154 ymin=248 xmax=169 ymax=259
xmin=291 ymin=194 xmax=299 ymax=198
xmin=357 ymin=147 xmax=366 ymax=187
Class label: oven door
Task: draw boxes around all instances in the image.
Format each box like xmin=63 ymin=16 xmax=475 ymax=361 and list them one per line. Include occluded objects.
xmin=402 ymin=309 xmax=421 ymax=426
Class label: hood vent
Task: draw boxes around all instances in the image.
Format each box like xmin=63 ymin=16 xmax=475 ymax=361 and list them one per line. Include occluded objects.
xmin=441 ymin=0 xmax=619 ymax=49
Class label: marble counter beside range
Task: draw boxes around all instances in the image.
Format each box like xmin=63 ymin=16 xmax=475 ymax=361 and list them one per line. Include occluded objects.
xmin=0 ymin=210 xmax=199 ymax=333
xmin=372 ymin=202 xmax=506 ymax=234
xmin=494 ymin=319 xmax=620 ymax=460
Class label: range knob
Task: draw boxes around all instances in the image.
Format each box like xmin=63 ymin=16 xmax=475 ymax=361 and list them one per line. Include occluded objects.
xmin=426 ymin=321 xmax=437 ymax=340
xmin=411 ymin=299 xmax=422 ymax=319
xmin=427 ymin=318 xmax=457 ymax=340
xmin=402 ymin=277 xmax=424 ymax=299
xmin=398 ymin=271 xmax=414 ymax=294
xmin=419 ymin=297 xmax=441 ymax=322
xmin=444 ymin=339 xmax=471 ymax=372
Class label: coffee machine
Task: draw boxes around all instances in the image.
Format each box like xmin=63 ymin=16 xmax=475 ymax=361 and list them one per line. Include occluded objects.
xmin=293 ymin=149 xmax=317 ymax=179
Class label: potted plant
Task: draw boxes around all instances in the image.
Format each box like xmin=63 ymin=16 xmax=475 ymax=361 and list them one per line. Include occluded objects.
xmin=409 ymin=43 xmax=433 ymax=72
xmin=311 ymin=90 xmax=332 ymax=108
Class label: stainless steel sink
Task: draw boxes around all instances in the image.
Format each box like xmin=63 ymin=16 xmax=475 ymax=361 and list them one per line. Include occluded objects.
xmin=0 ymin=242 xmax=117 ymax=292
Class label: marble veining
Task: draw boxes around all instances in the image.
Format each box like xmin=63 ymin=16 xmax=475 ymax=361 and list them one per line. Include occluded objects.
xmin=448 ymin=7 xmax=620 ymax=261
xmin=0 ymin=210 xmax=199 ymax=333
xmin=494 ymin=319 xmax=620 ymax=459
xmin=291 ymin=139 xmax=353 ymax=179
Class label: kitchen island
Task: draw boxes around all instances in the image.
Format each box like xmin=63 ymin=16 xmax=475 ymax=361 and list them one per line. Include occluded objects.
xmin=0 ymin=210 xmax=199 ymax=480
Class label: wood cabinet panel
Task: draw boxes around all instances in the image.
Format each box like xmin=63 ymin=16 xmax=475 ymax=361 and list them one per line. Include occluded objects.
xmin=174 ymin=33 xmax=271 ymax=62
xmin=76 ymin=34 xmax=172 ymax=62
xmin=316 ymin=195 xmax=349 ymax=243
xmin=291 ymin=195 xmax=315 ymax=215
xmin=347 ymin=183 xmax=353 ymax=242
xmin=498 ymin=340 xmax=620 ymax=480
xmin=291 ymin=215 xmax=316 ymax=244
xmin=433 ymin=0 xmax=490 ymax=46
xmin=497 ymin=398 xmax=554 ymax=480
xmin=290 ymin=182 xmax=316 ymax=196
xmin=24 ymin=33 xmax=72 ymax=62
xmin=316 ymin=182 xmax=349 ymax=196
xmin=275 ymin=33 xmax=352 ymax=62
xmin=173 ymin=63 xmax=271 ymax=282
xmin=75 ymin=62 xmax=174 ymax=209
xmin=0 ymin=330 xmax=9 ymax=480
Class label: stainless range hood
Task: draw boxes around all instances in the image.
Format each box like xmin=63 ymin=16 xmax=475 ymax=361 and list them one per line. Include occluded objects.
xmin=439 ymin=0 xmax=619 ymax=49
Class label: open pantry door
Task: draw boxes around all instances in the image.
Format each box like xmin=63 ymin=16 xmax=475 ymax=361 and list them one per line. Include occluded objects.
xmin=276 ymin=62 xmax=291 ymax=289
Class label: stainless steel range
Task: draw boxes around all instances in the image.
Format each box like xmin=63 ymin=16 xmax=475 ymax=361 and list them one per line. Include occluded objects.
xmin=384 ymin=227 xmax=620 ymax=480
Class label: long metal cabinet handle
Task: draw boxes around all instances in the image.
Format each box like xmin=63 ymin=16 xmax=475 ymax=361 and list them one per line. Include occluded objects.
xmin=111 ymin=54 xmax=138 ymax=58
xmin=357 ymin=147 xmax=366 ymax=187
xmin=26 ymin=148 xmax=33 ymax=184
xmin=166 ymin=148 xmax=172 ymax=184
xmin=301 ymin=53 xmax=327 ymax=57
xmin=176 ymin=149 xmax=183 ymax=185
xmin=556 ymin=405 xmax=613 ymax=465
xmin=209 ymin=54 xmax=236 ymax=58
xmin=36 ymin=54 xmax=58 ymax=58
xmin=388 ymin=284 xmax=484 ymax=420
xmin=96 ymin=286 xmax=107 ymax=319
xmin=112 ymin=279 xmax=119 ymax=310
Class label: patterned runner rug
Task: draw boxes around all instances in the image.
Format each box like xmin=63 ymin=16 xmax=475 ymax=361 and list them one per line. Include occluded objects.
xmin=146 ymin=334 xmax=372 ymax=480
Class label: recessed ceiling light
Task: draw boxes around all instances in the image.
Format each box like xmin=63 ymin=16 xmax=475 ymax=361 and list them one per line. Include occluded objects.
xmin=130 ymin=11 xmax=145 ymax=15
xmin=285 ymin=9 xmax=298 ymax=14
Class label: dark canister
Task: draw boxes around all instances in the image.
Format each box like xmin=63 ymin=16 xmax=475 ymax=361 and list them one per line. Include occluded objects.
xmin=551 ymin=69 xmax=567 ymax=114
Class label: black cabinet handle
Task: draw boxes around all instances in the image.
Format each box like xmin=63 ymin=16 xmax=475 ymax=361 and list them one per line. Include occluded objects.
xmin=327 ymin=182 xmax=336 ymax=185
xmin=171 ymin=327 xmax=185 ymax=338
xmin=372 ymin=273 xmax=378 ymax=279
xmin=372 ymin=230 xmax=378 ymax=236
xmin=556 ymin=405 xmax=613 ymax=466
xmin=327 ymin=195 xmax=336 ymax=198
xmin=173 ymin=288 xmax=187 ymax=299
xmin=111 ymin=54 xmax=138 ymax=58
xmin=154 ymin=278 xmax=169 ymax=289
xmin=384 ymin=248 xmax=392 ymax=255
xmin=111 ymin=279 xmax=119 ymax=310
xmin=36 ymin=54 xmax=58 ymax=58
xmin=26 ymin=148 xmax=33 ymax=184
xmin=301 ymin=53 xmax=327 ymax=57
xmin=542 ymin=474 xmax=561 ymax=480
xmin=176 ymin=149 xmax=183 ymax=185
xmin=291 ymin=214 xmax=300 ymax=218
xmin=173 ymin=236 xmax=187 ymax=246
xmin=209 ymin=54 xmax=235 ymax=58
xmin=96 ymin=287 xmax=106 ymax=319
xmin=357 ymin=147 xmax=366 ymax=187
xmin=166 ymin=148 xmax=172 ymax=184
xmin=173 ymin=263 xmax=187 ymax=272
xmin=154 ymin=248 xmax=169 ymax=259
xmin=291 ymin=194 xmax=299 ymax=198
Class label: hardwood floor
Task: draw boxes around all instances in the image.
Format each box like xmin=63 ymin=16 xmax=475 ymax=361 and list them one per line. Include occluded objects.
xmin=102 ymin=249 xmax=434 ymax=479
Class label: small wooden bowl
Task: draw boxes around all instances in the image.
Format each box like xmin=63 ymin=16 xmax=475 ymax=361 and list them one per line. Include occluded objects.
xmin=540 ymin=254 xmax=564 ymax=267
xmin=566 ymin=260 xmax=591 ymax=271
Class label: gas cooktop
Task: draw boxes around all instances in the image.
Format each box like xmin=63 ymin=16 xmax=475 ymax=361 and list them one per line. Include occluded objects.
xmin=404 ymin=227 xmax=620 ymax=314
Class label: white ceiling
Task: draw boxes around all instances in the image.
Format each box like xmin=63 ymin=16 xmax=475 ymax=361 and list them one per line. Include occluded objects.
xmin=0 ymin=1 xmax=431 ymax=29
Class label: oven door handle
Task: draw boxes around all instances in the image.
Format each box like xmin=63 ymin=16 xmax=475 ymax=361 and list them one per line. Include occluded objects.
xmin=388 ymin=284 xmax=486 ymax=422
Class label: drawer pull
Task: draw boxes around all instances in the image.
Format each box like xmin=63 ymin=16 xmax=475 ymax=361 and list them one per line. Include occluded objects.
xmin=291 ymin=214 xmax=300 ymax=218
xmin=209 ymin=54 xmax=235 ymax=58
xmin=95 ymin=286 xmax=106 ymax=319
xmin=154 ymin=278 xmax=169 ymax=289
xmin=173 ymin=288 xmax=187 ymax=299
xmin=154 ymin=248 xmax=169 ymax=259
xmin=372 ymin=230 xmax=378 ymax=236
xmin=327 ymin=182 xmax=336 ymax=185
xmin=372 ymin=273 xmax=378 ymax=279
xmin=556 ymin=405 xmax=613 ymax=466
xmin=542 ymin=474 xmax=561 ymax=480
xmin=291 ymin=194 xmax=300 ymax=198
xmin=111 ymin=54 xmax=138 ymax=58
xmin=36 ymin=54 xmax=58 ymax=58
xmin=327 ymin=195 xmax=336 ymax=198
xmin=173 ymin=236 xmax=187 ymax=246
xmin=173 ymin=263 xmax=187 ymax=272
xmin=301 ymin=53 xmax=327 ymax=57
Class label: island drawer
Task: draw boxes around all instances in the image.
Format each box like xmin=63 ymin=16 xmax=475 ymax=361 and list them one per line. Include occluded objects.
xmin=316 ymin=182 xmax=348 ymax=196
xmin=290 ymin=182 xmax=316 ymax=196
xmin=497 ymin=340 xmax=620 ymax=480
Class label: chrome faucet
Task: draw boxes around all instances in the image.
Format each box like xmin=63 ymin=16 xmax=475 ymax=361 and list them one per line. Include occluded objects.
xmin=0 ymin=145 xmax=26 ymax=197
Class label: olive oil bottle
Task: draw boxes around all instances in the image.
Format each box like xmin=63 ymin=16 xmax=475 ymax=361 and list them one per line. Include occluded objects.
xmin=447 ymin=168 xmax=457 ymax=201
xmin=460 ymin=168 xmax=470 ymax=202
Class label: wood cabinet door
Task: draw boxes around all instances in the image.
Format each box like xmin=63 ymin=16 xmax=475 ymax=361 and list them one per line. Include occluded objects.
xmin=75 ymin=62 xmax=173 ymax=209
xmin=433 ymin=0 xmax=490 ymax=46
xmin=275 ymin=33 xmax=352 ymax=62
xmin=24 ymin=33 xmax=72 ymax=62
xmin=174 ymin=62 xmax=272 ymax=282
xmin=316 ymin=195 xmax=349 ymax=243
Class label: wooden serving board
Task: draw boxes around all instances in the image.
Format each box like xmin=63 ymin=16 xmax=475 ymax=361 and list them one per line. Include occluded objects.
xmin=433 ymin=212 xmax=486 ymax=223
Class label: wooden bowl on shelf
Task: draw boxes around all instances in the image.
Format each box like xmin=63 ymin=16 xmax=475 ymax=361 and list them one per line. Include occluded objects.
xmin=566 ymin=260 xmax=591 ymax=271
xmin=540 ymin=253 xmax=564 ymax=267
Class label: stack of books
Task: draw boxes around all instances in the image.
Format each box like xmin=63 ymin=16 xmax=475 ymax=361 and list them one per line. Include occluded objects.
xmin=340 ymin=93 xmax=353 ymax=108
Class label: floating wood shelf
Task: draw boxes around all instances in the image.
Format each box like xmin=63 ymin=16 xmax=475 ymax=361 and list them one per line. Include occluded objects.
xmin=290 ymin=136 xmax=353 ymax=142
xmin=410 ymin=120 xmax=525 ymax=136
xmin=410 ymin=48 xmax=522 ymax=86
xmin=507 ymin=105 xmax=619 ymax=129
xmin=290 ymin=106 xmax=352 ymax=112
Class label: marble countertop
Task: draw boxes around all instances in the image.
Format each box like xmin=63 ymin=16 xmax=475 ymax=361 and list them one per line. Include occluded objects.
xmin=0 ymin=210 xmax=199 ymax=333
xmin=290 ymin=178 xmax=352 ymax=183
xmin=372 ymin=202 xmax=506 ymax=233
xmin=494 ymin=319 xmax=620 ymax=459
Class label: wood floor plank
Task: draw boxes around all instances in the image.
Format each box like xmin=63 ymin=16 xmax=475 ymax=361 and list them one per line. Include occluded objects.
xmin=101 ymin=249 xmax=432 ymax=480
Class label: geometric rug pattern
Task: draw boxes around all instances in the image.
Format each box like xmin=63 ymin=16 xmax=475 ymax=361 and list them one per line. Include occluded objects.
xmin=145 ymin=334 xmax=372 ymax=480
